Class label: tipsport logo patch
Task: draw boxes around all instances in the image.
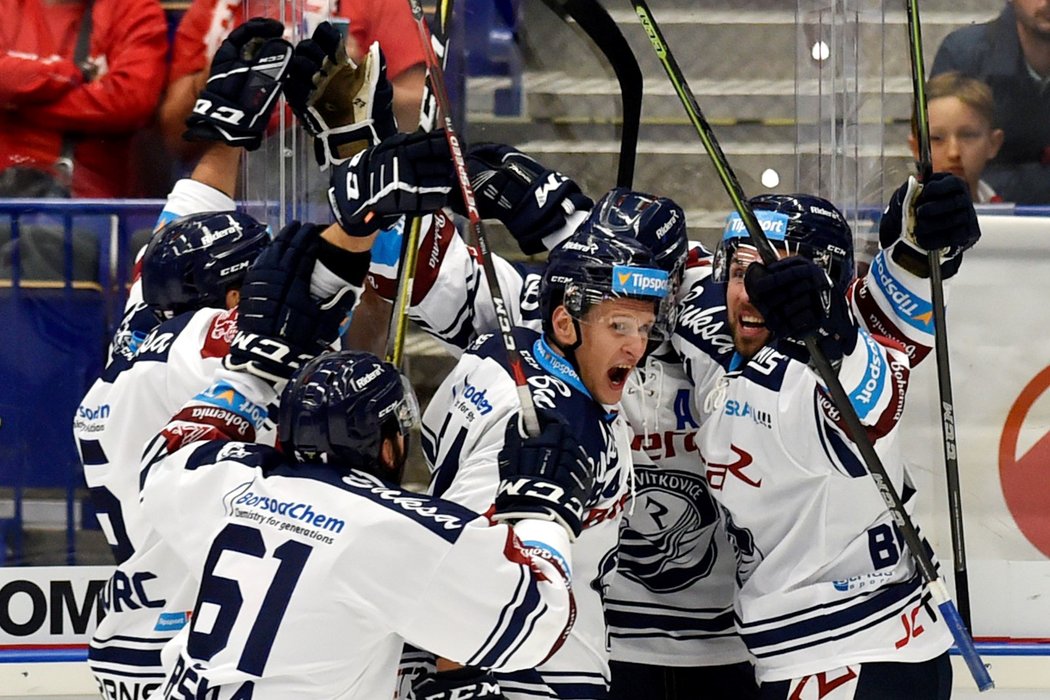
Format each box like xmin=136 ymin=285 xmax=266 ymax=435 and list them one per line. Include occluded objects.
xmin=612 ymin=265 xmax=669 ymax=297
xmin=870 ymin=253 xmax=934 ymax=333
xmin=722 ymin=210 xmax=789 ymax=241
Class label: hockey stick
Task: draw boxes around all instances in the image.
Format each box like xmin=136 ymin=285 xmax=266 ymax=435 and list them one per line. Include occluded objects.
xmin=385 ymin=0 xmax=457 ymax=366
xmin=407 ymin=0 xmax=541 ymax=437
xmin=539 ymin=0 xmax=642 ymax=188
xmin=905 ymin=0 xmax=973 ymax=632
xmin=629 ymin=0 xmax=993 ymax=690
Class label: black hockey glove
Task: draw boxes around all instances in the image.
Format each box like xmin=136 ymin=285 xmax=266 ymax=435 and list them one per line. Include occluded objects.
xmin=494 ymin=409 xmax=593 ymax=540
xmin=449 ymin=142 xmax=593 ymax=254
xmin=878 ymin=173 xmax=981 ymax=279
xmin=284 ymin=22 xmax=397 ymax=169
xmin=414 ymin=668 xmax=506 ymax=700
xmin=184 ymin=18 xmax=293 ymax=151
xmin=745 ymin=256 xmax=858 ymax=365
xmin=224 ymin=221 xmax=357 ymax=384
xmin=327 ymin=130 xmax=454 ymax=237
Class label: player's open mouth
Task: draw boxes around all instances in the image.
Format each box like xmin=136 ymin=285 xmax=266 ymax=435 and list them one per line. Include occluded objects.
xmin=608 ymin=365 xmax=632 ymax=386
xmin=740 ymin=314 xmax=765 ymax=330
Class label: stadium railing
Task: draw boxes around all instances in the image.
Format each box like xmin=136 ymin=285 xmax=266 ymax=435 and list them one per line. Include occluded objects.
xmin=0 ymin=199 xmax=164 ymax=566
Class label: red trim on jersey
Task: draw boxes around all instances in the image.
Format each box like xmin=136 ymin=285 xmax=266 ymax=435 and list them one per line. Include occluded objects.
xmin=201 ymin=308 xmax=238 ymax=359
xmin=852 ymin=278 xmax=933 ymax=365
xmin=163 ymin=405 xmax=255 ymax=451
xmin=411 ymin=210 xmax=457 ymax=305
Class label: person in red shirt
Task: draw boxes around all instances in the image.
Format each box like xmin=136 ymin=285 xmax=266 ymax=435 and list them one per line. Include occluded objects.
xmin=159 ymin=0 xmax=426 ymax=162
xmin=0 ymin=0 xmax=168 ymax=198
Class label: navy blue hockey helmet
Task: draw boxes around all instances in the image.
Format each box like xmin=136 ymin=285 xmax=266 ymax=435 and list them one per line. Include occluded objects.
xmin=141 ymin=211 xmax=271 ymax=316
xmin=540 ymin=229 xmax=671 ymax=342
xmin=278 ymin=351 xmax=420 ymax=484
xmin=581 ymin=188 xmax=689 ymax=280
xmin=713 ymin=194 xmax=855 ymax=297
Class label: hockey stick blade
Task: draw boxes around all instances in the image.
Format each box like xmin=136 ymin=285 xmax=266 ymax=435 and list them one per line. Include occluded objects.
xmin=540 ymin=0 xmax=642 ymax=188
xmin=631 ymin=0 xmax=992 ymax=689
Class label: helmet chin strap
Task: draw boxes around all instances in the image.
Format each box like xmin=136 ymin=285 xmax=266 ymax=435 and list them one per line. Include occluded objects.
xmin=547 ymin=318 xmax=585 ymax=378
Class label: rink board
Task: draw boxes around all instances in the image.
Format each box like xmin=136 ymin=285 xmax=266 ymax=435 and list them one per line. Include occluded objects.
xmin=1 ymin=217 xmax=1049 ymax=694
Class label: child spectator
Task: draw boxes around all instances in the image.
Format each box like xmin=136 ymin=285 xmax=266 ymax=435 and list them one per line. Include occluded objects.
xmin=912 ymin=72 xmax=1005 ymax=203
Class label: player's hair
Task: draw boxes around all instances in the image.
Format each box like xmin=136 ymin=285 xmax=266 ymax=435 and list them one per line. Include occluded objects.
xmin=141 ymin=211 xmax=271 ymax=317
xmin=911 ymin=71 xmax=997 ymax=135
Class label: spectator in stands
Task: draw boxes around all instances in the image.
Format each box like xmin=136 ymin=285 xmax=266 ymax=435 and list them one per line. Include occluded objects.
xmin=912 ymin=72 xmax=1005 ymax=203
xmin=0 ymin=0 xmax=168 ymax=198
xmin=158 ymin=0 xmax=426 ymax=164
xmin=931 ymin=0 xmax=1050 ymax=203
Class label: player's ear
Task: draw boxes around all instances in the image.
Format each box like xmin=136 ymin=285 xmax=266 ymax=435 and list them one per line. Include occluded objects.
xmin=551 ymin=305 xmax=578 ymax=346
xmin=226 ymin=288 xmax=241 ymax=310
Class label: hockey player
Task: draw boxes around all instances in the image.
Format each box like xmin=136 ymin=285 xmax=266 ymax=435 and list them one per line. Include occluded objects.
xmin=391 ymin=227 xmax=671 ymax=699
xmin=363 ymin=142 xmax=979 ymax=698
xmin=361 ymin=145 xmax=757 ymax=698
xmin=138 ymin=218 xmax=593 ymax=699
xmin=670 ymin=177 xmax=980 ymax=698
xmin=76 ymin=18 xmax=452 ymax=697
xmin=107 ymin=18 xmax=295 ymax=365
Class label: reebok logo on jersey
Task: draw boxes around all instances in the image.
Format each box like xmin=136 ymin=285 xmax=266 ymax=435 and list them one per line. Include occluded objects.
xmin=612 ymin=265 xmax=669 ymax=297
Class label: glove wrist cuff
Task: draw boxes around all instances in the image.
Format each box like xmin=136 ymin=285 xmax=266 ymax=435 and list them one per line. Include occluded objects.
xmin=889 ymin=239 xmax=963 ymax=279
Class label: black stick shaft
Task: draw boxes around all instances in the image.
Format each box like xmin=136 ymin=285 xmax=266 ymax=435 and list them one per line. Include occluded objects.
xmin=906 ymin=0 xmax=972 ymax=630
xmin=406 ymin=0 xmax=541 ymax=436
xmin=540 ymin=0 xmax=642 ymax=188
xmin=630 ymin=0 xmax=991 ymax=688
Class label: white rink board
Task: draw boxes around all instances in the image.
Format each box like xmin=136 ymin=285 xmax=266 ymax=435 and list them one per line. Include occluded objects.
xmin=899 ymin=214 xmax=1050 ymax=639
xmin=2 ymin=217 xmax=1049 ymax=696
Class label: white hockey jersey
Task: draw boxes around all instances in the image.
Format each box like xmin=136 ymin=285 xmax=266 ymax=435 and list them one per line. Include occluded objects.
xmin=421 ymin=327 xmax=632 ymax=699
xmin=372 ymin=217 xmax=749 ymax=668
xmin=672 ymin=249 xmax=955 ymax=682
xmin=139 ymin=372 xmax=575 ymax=700
xmin=75 ymin=307 xmax=276 ymax=697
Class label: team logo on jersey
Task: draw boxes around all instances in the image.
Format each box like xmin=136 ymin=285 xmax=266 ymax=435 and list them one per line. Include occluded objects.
xmin=617 ymin=468 xmax=721 ymax=593
xmin=722 ymin=506 xmax=762 ymax=586
xmin=704 ymin=444 xmax=762 ymax=490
